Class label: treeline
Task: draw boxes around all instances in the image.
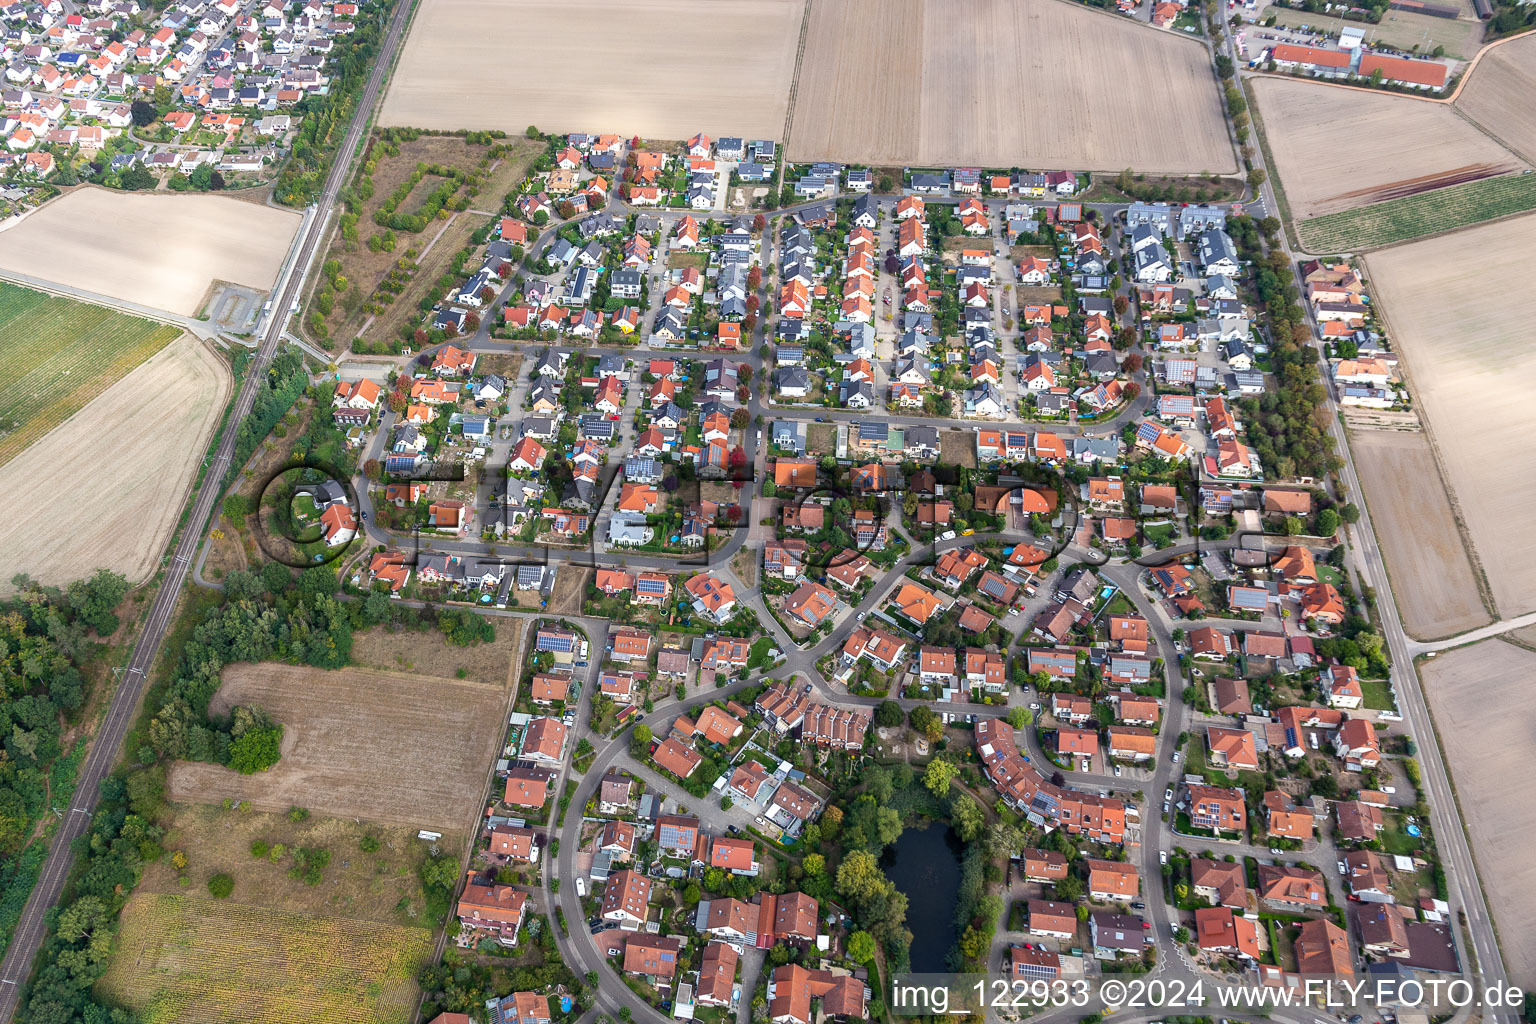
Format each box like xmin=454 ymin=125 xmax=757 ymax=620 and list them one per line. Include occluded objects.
xmin=0 ymin=571 xmax=129 ymax=959
xmin=1227 ymin=216 xmax=1341 ymax=481
xmin=230 ymin=347 xmax=309 ymax=477
xmin=271 ymin=0 xmax=390 ymax=207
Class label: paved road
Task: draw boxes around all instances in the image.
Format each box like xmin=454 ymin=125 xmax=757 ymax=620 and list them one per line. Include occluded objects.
xmin=0 ymin=0 xmax=416 ymax=1016
xmin=1230 ymin=31 xmax=1512 ymax=1023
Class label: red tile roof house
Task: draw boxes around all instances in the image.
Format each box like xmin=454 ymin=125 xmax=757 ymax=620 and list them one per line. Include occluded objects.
xmin=601 ymin=868 xmax=652 ymax=929
xmin=653 ymin=735 xmax=702 ymax=779
xmin=623 ymin=933 xmax=682 ymax=982
xmin=1028 ymin=899 xmax=1078 ymax=939
xmin=1087 ymin=859 xmax=1139 ymax=901
xmin=1186 ymin=783 xmax=1247 ymax=835
xmin=696 ymin=941 xmax=739 ymax=1006
xmin=503 ymin=766 xmax=554 ymax=808
xmin=457 ymin=876 xmax=529 ymax=945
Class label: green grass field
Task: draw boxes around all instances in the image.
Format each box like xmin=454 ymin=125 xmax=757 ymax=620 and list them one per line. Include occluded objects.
xmin=1298 ymin=172 xmax=1536 ymax=254
xmin=0 ymin=282 xmax=181 ymax=467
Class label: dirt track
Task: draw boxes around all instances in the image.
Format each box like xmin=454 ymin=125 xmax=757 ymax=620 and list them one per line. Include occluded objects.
xmin=1420 ymin=639 xmax=1536 ymax=990
xmin=0 ymin=334 xmax=229 ymax=592
xmin=168 ymin=663 xmax=510 ymax=833
xmin=0 ymin=189 xmax=299 ymax=315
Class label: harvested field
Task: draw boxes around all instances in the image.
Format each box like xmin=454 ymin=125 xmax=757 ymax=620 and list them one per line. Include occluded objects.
xmin=1249 ymin=77 xmax=1523 ymax=220
xmin=0 ymin=335 xmax=229 ymax=593
xmin=1364 ymin=213 xmax=1536 ymax=614
xmin=1420 ymin=639 xmax=1536 ymax=989
xmin=1456 ymin=32 xmax=1536 ymax=165
xmin=1261 ymin=2 xmax=1484 ymax=58
xmin=787 ymin=0 xmax=1235 ymax=172
xmin=349 ymin=617 xmax=524 ymax=686
xmin=1345 ymin=426 xmax=1489 ymax=639
xmin=98 ymin=893 xmax=431 ymax=1024
xmin=380 ymin=0 xmax=805 ymax=138
xmin=167 ymin=662 xmax=511 ymax=831
xmin=0 ymin=189 xmax=299 ymax=315
xmin=1298 ymin=171 xmax=1536 ymax=252
xmin=0 ymin=282 xmax=180 ymax=467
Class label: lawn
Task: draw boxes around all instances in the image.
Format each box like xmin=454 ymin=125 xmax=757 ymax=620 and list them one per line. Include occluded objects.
xmin=0 ymin=282 xmax=181 ymax=466
xmin=1297 ymin=172 xmax=1536 ymax=253
xmin=1359 ymin=676 xmax=1396 ymax=711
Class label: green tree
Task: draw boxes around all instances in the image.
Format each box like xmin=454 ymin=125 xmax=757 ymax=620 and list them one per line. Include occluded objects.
xmin=1006 ymin=706 xmax=1034 ymax=729
xmin=874 ymin=700 xmax=903 ymax=728
xmin=1315 ymin=507 xmax=1341 ymax=537
xmin=950 ymin=794 xmax=985 ymax=842
xmin=227 ymin=725 xmax=283 ymax=774
xmin=923 ymin=758 xmax=957 ymax=796
xmin=207 ymin=873 xmax=235 ymax=898
xmin=847 ymin=930 xmax=877 ymax=963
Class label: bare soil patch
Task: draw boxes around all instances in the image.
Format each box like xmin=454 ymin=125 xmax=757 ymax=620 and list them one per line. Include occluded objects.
xmin=0 ymin=188 xmax=299 ymax=315
xmin=1250 ymin=76 xmax=1524 ymax=220
xmin=349 ymin=616 xmax=524 ymax=685
xmin=1455 ymin=32 xmax=1536 ymax=165
xmin=787 ymin=0 xmax=1234 ymax=172
xmin=380 ymin=0 xmax=805 ymax=139
xmin=806 ymin=423 xmax=836 ymax=455
xmin=549 ymin=567 xmax=588 ymax=615
xmin=0 ymin=334 xmax=229 ymax=592
xmin=1364 ymin=214 xmax=1536 ymax=615
xmin=1420 ymin=639 xmax=1536 ymax=989
xmin=168 ymin=662 xmax=511 ymax=831
xmin=940 ymin=429 xmax=978 ymax=468
xmin=1345 ymin=425 xmax=1489 ymax=638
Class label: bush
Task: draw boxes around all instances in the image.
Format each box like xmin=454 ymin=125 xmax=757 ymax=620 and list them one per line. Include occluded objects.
xmin=207 ymin=873 xmax=235 ymax=898
xmin=360 ymin=835 xmax=381 ymax=853
xmin=250 ymin=840 xmax=270 ymax=859
xmin=228 ymin=725 xmax=283 ymax=774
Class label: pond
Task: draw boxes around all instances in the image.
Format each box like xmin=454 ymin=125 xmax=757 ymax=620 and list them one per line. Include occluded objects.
xmin=882 ymin=824 xmax=964 ymax=972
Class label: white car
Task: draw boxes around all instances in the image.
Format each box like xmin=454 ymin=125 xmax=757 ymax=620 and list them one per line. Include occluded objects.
xmin=1160 ymin=850 xmax=1168 ymax=865
xmin=1029 ymin=702 xmax=1041 ymax=710
xmin=1113 ymin=764 xmax=1122 ymax=777
xmin=1080 ymin=759 xmax=1091 ymax=772
xmin=1172 ymin=751 xmax=1182 ymax=763
xmin=576 ymin=877 xmax=587 ymax=898
xmin=1164 ymin=788 xmax=1174 ymax=801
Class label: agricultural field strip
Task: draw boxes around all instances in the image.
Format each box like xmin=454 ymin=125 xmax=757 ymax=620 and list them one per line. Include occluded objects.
xmin=1453 ymin=33 xmax=1536 ymax=165
xmin=0 ymin=285 xmax=180 ymax=467
xmin=1297 ymin=171 xmax=1536 ymax=252
xmin=1363 ymin=212 xmax=1536 ymax=613
xmin=1248 ymin=76 xmax=1526 ymax=222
